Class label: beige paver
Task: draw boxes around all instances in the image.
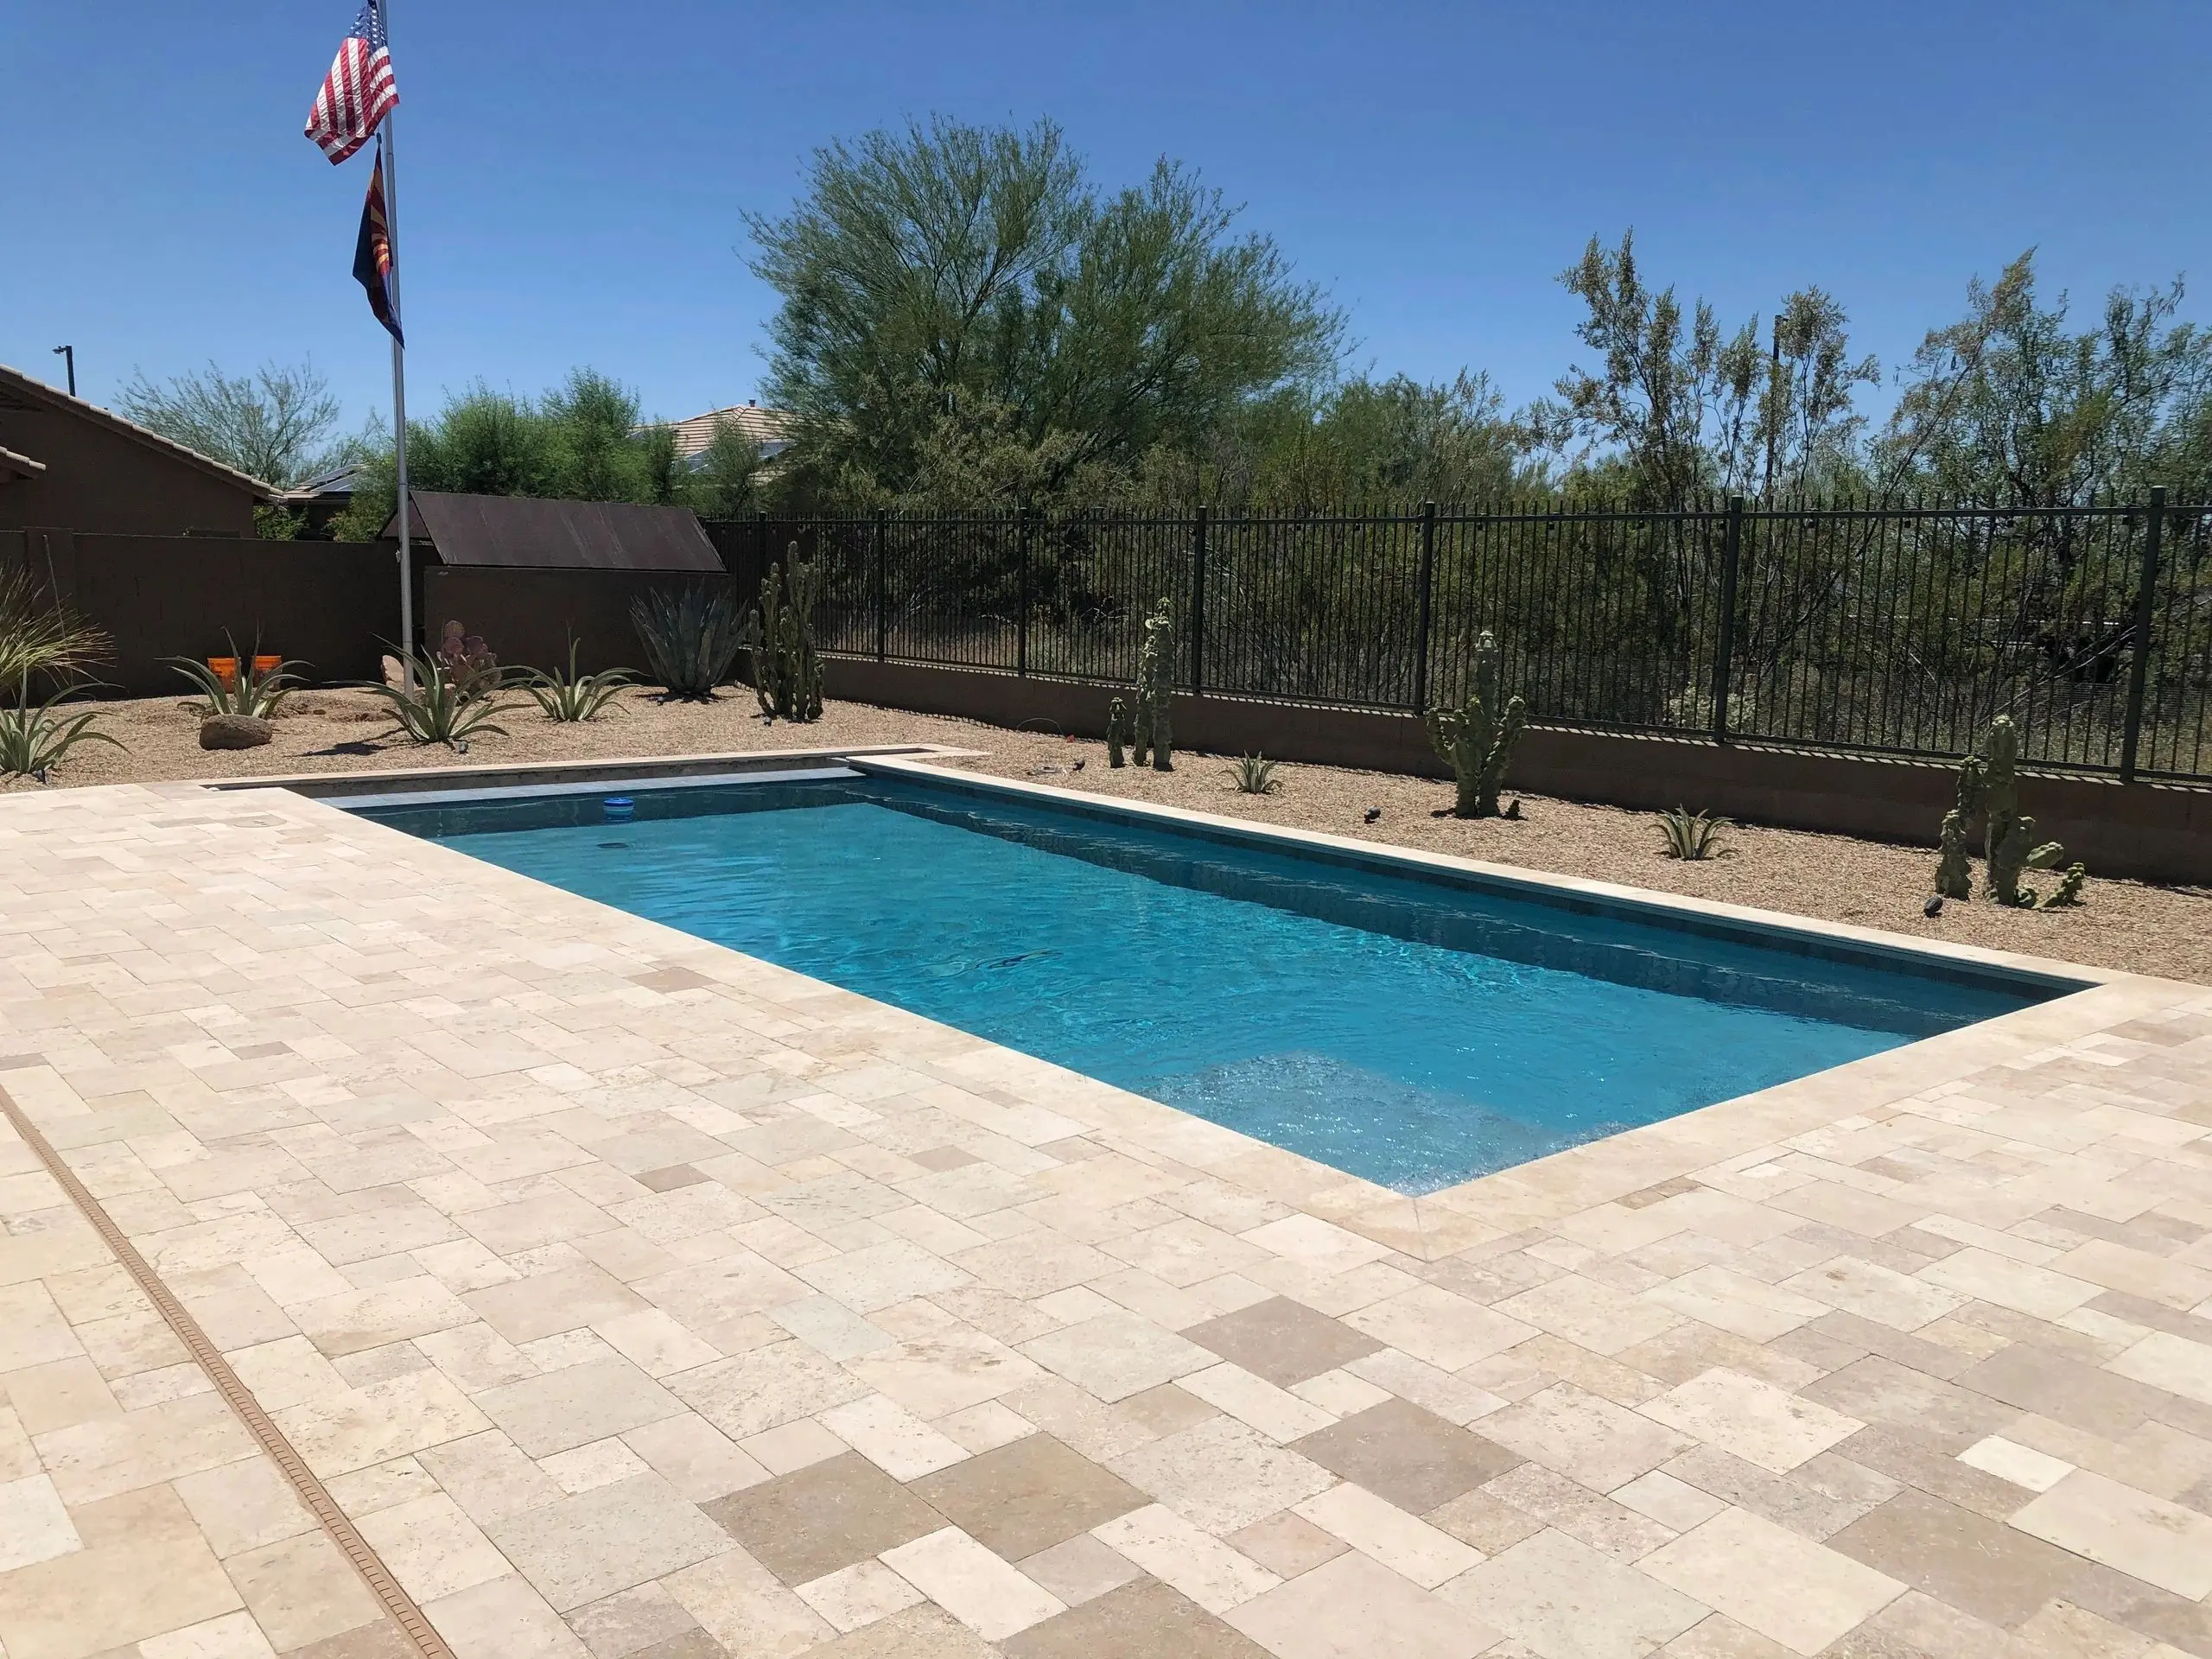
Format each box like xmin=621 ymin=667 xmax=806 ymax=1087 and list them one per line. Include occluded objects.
xmin=3 ymin=773 xmax=2211 ymax=1658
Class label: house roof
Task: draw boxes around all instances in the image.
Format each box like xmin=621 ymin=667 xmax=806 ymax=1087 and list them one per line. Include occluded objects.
xmin=0 ymin=364 xmax=278 ymax=499
xmin=661 ymin=403 xmax=797 ymax=461
xmin=0 ymin=444 xmax=46 ymax=481
xmin=381 ymin=490 xmax=723 ymax=573
xmin=275 ymin=462 xmax=363 ymax=505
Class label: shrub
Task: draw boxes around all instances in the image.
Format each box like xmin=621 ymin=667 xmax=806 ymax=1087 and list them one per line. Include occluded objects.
xmin=1656 ymin=806 xmax=1730 ymax=860
xmin=632 ymin=583 xmax=745 ymax=701
xmin=521 ymin=639 xmax=632 ymax=722
xmin=365 ymin=647 xmax=514 ymax=747
xmin=1224 ymin=753 xmax=1281 ymax=794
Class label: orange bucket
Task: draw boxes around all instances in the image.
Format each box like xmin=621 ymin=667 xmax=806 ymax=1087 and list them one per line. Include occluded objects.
xmin=252 ymin=654 xmax=282 ymax=676
xmin=207 ymin=656 xmax=238 ymax=691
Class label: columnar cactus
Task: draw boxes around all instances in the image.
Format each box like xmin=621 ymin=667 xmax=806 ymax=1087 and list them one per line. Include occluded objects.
xmin=1426 ymin=630 xmax=1527 ymax=818
xmin=1129 ymin=599 xmax=1176 ymax=772
xmin=1105 ymin=697 xmax=1131 ymax=768
xmin=1934 ymin=755 xmax=1985 ymax=899
xmin=1932 ymin=715 xmax=2078 ymax=907
xmin=753 ymin=549 xmax=825 ymax=722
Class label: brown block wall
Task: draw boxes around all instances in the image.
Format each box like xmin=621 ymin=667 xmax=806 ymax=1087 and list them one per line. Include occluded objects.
xmin=5 ymin=529 xmax=401 ymax=695
xmin=822 ymin=658 xmax=2212 ymax=885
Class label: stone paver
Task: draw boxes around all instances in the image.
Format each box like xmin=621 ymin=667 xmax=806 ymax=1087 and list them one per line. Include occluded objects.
xmin=3 ymin=775 xmax=2211 ymax=1658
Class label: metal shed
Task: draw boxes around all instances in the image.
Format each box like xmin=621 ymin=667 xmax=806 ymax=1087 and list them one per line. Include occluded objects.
xmin=384 ymin=490 xmax=722 ymax=572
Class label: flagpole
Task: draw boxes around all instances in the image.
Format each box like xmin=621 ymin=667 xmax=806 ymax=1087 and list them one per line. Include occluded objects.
xmin=378 ymin=109 xmax=413 ymax=683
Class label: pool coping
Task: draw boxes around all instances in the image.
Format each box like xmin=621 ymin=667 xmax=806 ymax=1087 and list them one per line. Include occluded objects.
xmin=223 ymin=745 xmax=2202 ymax=1229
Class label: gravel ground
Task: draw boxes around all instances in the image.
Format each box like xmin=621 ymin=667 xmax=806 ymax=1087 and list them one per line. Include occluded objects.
xmin=14 ymin=686 xmax=2209 ymax=983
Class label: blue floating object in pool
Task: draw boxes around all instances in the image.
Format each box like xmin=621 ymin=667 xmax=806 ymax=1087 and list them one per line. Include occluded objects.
xmin=603 ymin=797 xmax=635 ymax=823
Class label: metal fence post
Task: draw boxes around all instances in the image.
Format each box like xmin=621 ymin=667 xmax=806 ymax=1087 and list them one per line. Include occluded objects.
xmin=1017 ymin=505 xmax=1033 ymax=677
xmin=753 ymin=511 xmax=768 ymax=615
xmin=873 ymin=507 xmax=888 ymax=663
xmin=2119 ymin=486 xmax=2166 ymax=783
xmin=1710 ymin=495 xmax=1745 ymax=744
xmin=1414 ymin=500 xmax=1437 ymax=712
xmin=1190 ymin=505 xmax=1209 ymax=696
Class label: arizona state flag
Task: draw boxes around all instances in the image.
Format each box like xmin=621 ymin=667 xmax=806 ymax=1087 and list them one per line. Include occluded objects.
xmin=353 ymin=152 xmax=404 ymax=344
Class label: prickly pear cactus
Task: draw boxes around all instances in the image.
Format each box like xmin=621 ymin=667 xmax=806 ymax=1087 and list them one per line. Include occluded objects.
xmin=1129 ymin=600 xmax=1176 ymax=772
xmin=1425 ymin=630 xmax=1527 ymax=818
xmin=1105 ymin=697 xmax=1130 ymax=768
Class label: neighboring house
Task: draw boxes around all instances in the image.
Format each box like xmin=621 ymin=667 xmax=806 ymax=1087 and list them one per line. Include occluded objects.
xmin=658 ymin=401 xmax=796 ymax=465
xmin=273 ymin=462 xmax=364 ymax=538
xmin=0 ymin=363 xmax=274 ymax=536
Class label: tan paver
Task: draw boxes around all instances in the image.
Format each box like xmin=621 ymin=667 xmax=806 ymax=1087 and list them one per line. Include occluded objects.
xmin=3 ymin=775 xmax=2211 ymax=1657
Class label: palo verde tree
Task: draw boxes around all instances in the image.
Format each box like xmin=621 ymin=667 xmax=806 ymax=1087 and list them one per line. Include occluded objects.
xmin=747 ymin=117 xmax=1345 ymax=506
xmin=1878 ymin=251 xmax=2212 ymax=505
xmin=1535 ymin=232 xmax=1878 ymax=509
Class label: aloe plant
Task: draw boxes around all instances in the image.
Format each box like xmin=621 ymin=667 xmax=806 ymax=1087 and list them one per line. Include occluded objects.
xmin=0 ymin=681 xmax=123 ymax=779
xmin=1224 ymin=753 xmax=1281 ymax=795
xmin=632 ymin=582 xmax=745 ymax=701
xmin=364 ymin=647 xmax=515 ymax=747
xmin=521 ymin=639 xmax=632 ymax=722
xmin=1656 ymin=806 xmax=1730 ymax=860
xmin=168 ymin=633 xmax=306 ymax=718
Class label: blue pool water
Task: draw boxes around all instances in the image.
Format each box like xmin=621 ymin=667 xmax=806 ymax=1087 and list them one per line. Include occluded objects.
xmin=361 ymin=776 xmax=2070 ymax=1193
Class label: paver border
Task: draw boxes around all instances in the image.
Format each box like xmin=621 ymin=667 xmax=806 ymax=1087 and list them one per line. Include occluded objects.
xmin=0 ymin=1079 xmax=458 ymax=1659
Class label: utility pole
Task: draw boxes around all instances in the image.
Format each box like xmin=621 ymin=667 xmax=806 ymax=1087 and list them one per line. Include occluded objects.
xmin=1761 ymin=314 xmax=1782 ymax=501
xmin=50 ymin=346 xmax=74 ymax=397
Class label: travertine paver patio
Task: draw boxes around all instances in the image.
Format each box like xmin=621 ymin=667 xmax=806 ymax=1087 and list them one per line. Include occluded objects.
xmin=3 ymin=774 xmax=2211 ymax=1659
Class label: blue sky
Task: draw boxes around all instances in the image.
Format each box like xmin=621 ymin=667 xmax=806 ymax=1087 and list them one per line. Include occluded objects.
xmin=4 ymin=2 xmax=2207 ymax=435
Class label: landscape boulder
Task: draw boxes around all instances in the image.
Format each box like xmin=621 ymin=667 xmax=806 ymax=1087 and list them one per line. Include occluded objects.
xmin=200 ymin=715 xmax=272 ymax=751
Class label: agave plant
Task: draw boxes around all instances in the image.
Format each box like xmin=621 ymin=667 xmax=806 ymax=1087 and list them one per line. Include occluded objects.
xmin=0 ymin=681 xmax=123 ymax=779
xmin=522 ymin=639 xmax=633 ymax=722
xmin=631 ymin=582 xmax=745 ymax=701
xmin=365 ymin=647 xmax=516 ymax=747
xmin=167 ymin=633 xmax=307 ymax=719
xmin=1224 ymin=753 xmax=1282 ymax=795
xmin=1657 ymin=806 xmax=1731 ymax=860
xmin=0 ymin=568 xmax=109 ymax=693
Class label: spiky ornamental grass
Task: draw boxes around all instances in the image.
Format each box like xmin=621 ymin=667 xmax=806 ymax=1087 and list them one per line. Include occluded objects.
xmin=365 ymin=647 xmax=516 ymax=747
xmin=521 ymin=639 xmax=633 ymax=722
xmin=1656 ymin=806 xmax=1731 ymax=860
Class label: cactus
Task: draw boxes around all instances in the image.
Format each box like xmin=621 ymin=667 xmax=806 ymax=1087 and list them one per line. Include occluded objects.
xmin=2041 ymin=862 xmax=2088 ymax=908
xmin=1105 ymin=697 xmax=1130 ymax=768
xmin=1934 ymin=715 xmax=2080 ymax=906
xmin=1426 ymin=630 xmax=1527 ymax=818
xmin=436 ymin=620 xmax=500 ymax=700
xmin=1129 ymin=599 xmax=1175 ymax=772
xmin=753 ymin=549 xmax=825 ymax=722
xmin=1933 ymin=755 xmax=1984 ymax=899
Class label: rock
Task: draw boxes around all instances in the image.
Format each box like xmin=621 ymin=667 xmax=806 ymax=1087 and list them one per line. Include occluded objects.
xmin=200 ymin=715 xmax=272 ymax=750
xmin=381 ymin=654 xmax=404 ymax=689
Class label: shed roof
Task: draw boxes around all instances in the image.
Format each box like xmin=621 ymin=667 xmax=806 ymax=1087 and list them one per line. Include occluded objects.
xmin=0 ymin=364 xmax=276 ymax=498
xmin=384 ymin=490 xmax=723 ymax=572
xmin=0 ymin=444 xmax=46 ymax=481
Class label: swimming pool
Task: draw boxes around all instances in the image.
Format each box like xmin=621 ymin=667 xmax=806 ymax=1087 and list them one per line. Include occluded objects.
xmin=359 ymin=771 xmax=2078 ymax=1194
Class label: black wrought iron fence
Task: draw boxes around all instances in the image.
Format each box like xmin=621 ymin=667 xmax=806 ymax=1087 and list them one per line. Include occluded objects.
xmin=705 ymin=492 xmax=2212 ymax=784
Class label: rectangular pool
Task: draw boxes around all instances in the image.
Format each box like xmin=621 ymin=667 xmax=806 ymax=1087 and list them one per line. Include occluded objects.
xmin=358 ymin=772 xmax=2081 ymax=1194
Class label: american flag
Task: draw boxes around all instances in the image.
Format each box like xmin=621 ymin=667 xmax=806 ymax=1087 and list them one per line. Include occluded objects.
xmin=304 ymin=1 xmax=398 ymax=165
